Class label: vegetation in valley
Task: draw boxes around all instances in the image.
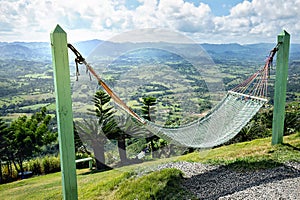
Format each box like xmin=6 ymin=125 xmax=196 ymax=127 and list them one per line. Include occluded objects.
xmin=1 ymin=42 xmax=300 ymax=121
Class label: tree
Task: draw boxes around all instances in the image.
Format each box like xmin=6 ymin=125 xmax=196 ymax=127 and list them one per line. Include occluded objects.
xmin=83 ymin=90 xmax=118 ymax=170
xmin=113 ymin=114 xmax=150 ymax=164
xmin=198 ymin=98 xmax=212 ymax=113
xmin=141 ymin=96 xmax=157 ymax=122
xmin=141 ymin=96 xmax=160 ymax=158
xmin=0 ymin=118 xmax=9 ymax=183
xmin=92 ymin=91 xmax=116 ymax=132
xmin=92 ymin=90 xmax=150 ymax=166
xmin=284 ymin=102 xmax=300 ymax=135
xmin=108 ymin=117 xmax=130 ymax=165
xmin=73 ymin=121 xmax=86 ymax=154
xmin=75 ymin=118 xmax=111 ymax=170
xmin=0 ymin=118 xmax=8 ymax=159
xmin=6 ymin=107 xmax=56 ymax=174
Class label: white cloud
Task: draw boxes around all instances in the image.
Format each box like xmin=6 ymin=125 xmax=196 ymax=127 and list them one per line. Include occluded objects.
xmin=211 ymin=0 xmax=300 ymax=43
xmin=0 ymin=0 xmax=300 ymax=43
xmin=230 ymin=0 xmax=253 ymax=17
xmin=157 ymin=1 xmax=213 ymax=33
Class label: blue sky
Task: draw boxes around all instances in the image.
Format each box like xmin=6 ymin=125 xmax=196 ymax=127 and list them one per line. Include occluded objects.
xmin=186 ymin=0 xmax=245 ymax=16
xmin=0 ymin=0 xmax=299 ymax=44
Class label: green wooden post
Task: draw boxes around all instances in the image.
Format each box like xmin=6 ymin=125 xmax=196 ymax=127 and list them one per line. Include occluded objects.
xmin=50 ymin=25 xmax=78 ymax=199
xmin=272 ymin=30 xmax=290 ymax=145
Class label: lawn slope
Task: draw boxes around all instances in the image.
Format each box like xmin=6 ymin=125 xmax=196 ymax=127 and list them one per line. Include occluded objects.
xmin=0 ymin=133 xmax=299 ymax=199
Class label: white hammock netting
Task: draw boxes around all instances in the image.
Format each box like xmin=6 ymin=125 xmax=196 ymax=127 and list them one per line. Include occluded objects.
xmin=145 ymin=91 xmax=267 ymax=148
xmin=68 ymin=43 xmax=278 ymax=148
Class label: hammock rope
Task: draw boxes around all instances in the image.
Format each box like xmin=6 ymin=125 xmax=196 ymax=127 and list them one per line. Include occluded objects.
xmin=68 ymin=44 xmax=146 ymax=124
xmin=68 ymin=43 xmax=279 ymax=148
xmin=231 ymin=45 xmax=278 ymax=98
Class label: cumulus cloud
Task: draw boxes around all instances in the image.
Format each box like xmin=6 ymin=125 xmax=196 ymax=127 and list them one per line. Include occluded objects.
xmin=157 ymin=0 xmax=213 ymax=33
xmin=0 ymin=0 xmax=300 ymax=43
xmin=212 ymin=0 xmax=300 ymax=43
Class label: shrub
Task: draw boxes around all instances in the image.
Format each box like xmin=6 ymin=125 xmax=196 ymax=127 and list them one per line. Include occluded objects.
xmin=1 ymin=162 xmax=18 ymax=183
xmin=0 ymin=156 xmax=60 ymax=184
xmin=27 ymin=158 xmax=42 ymax=175
xmin=42 ymin=156 xmax=60 ymax=174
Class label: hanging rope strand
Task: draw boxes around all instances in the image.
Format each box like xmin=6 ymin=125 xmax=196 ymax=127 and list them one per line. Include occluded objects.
xmin=231 ymin=43 xmax=279 ymax=98
xmin=67 ymin=44 xmax=146 ymax=124
xmin=254 ymin=67 xmax=266 ymax=97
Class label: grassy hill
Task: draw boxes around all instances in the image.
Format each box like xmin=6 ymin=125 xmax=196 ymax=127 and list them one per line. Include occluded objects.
xmin=0 ymin=133 xmax=299 ymax=199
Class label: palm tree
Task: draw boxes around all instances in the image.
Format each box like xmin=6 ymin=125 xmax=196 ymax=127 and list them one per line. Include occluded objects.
xmin=114 ymin=114 xmax=151 ymax=164
xmin=75 ymin=118 xmax=111 ymax=170
xmin=75 ymin=90 xmax=118 ymax=170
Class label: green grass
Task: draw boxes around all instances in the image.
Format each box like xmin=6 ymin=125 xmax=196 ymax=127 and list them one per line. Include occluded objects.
xmin=114 ymin=168 xmax=187 ymax=200
xmin=0 ymin=96 xmax=24 ymax=107
xmin=19 ymin=103 xmax=51 ymax=111
xmin=23 ymin=74 xmax=52 ymax=79
xmin=177 ymin=133 xmax=300 ymax=170
xmin=0 ymin=133 xmax=299 ymax=199
xmin=0 ymin=172 xmax=62 ymax=199
xmin=78 ymin=170 xmax=133 ymax=199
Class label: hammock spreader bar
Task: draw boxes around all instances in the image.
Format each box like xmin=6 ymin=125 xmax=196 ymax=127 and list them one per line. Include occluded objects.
xmin=228 ymin=90 xmax=268 ymax=102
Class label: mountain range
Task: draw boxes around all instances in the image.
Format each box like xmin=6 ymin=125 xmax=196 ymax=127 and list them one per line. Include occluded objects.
xmin=1 ymin=40 xmax=299 ymax=63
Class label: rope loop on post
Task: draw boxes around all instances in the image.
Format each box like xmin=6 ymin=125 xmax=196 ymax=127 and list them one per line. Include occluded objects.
xmin=268 ymin=42 xmax=281 ymax=69
xmin=67 ymin=43 xmax=87 ymax=81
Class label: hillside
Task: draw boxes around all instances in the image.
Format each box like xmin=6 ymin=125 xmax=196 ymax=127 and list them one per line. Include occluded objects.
xmin=0 ymin=40 xmax=300 ymax=121
xmin=0 ymin=133 xmax=299 ymax=199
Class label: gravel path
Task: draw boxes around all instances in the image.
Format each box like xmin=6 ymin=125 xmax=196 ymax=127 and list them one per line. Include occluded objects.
xmin=155 ymin=161 xmax=300 ymax=200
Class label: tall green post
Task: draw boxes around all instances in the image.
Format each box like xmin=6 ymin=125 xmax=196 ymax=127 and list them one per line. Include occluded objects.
xmin=50 ymin=25 xmax=78 ymax=199
xmin=272 ymin=30 xmax=290 ymax=145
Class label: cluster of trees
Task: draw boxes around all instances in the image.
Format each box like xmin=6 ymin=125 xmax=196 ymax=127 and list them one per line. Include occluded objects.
xmin=0 ymin=98 xmax=55 ymax=116
xmin=1 ymin=87 xmax=298 ymax=183
xmin=75 ymin=90 xmax=171 ymax=171
xmin=0 ymin=90 xmax=178 ymax=183
xmin=0 ymin=107 xmax=57 ymax=183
